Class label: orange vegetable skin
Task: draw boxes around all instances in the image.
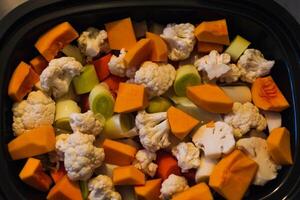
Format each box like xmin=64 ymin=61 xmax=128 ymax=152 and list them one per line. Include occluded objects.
xmin=252 ymin=76 xmax=289 ymax=112
xmin=105 ymin=17 xmax=137 ymax=50
xmin=146 ymin=32 xmax=168 ymax=62
xmin=114 ymin=83 xmax=148 ymax=113
xmin=172 ymin=182 xmax=213 ymax=200
xmin=19 ymin=158 xmax=53 ymax=192
xmin=50 ymin=163 xmax=67 ymax=183
xmin=103 ymin=139 xmax=137 ymax=166
xmin=30 ymin=55 xmax=48 ymax=75
xmin=187 ymin=84 xmax=233 ymax=113
xmin=197 ymin=41 xmax=223 ymax=53
xmin=167 ymin=106 xmax=199 ymax=139
xmin=47 ymin=175 xmax=83 ymax=200
xmin=35 ymin=22 xmax=79 ymax=61
xmin=267 ymin=127 xmax=293 ymax=165
xmin=209 ymin=150 xmax=258 ymax=200
xmin=8 ymin=125 xmax=56 ymax=160
xmin=134 ymin=179 xmax=162 ymax=200
xmin=93 ymin=54 xmax=112 ymax=81
xmin=156 ymin=151 xmax=181 ymax=180
xmin=113 ymin=166 xmax=146 ymax=185
xmin=194 ymin=19 xmax=230 ymax=45
xmin=8 ymin=61 xmax=39 ymax=101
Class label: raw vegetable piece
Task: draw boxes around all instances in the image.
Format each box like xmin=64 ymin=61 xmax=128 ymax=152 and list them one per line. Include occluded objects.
xmin=104 ymin=75 xmax=127 ymax=92
xmin=103 ymin=139 xmax=138 ymax=166
xmin=133 ymin=21 xmax=148 ymax=38
xmin=187 ymin=84 xmax=233 ymax=113
xmin=94 ymin=163 xmax=119 ymax=178
xmin=209 ymin=150 xmax=258 ymax=200
xmin=47 ymin=175 xmax=83 ymax=200
xmin=146 ymin=97 xmax=172 ymax=113
xmin=197 ymin=41 xmax=224 ymax=53
xmin=194 ymin=19 xmax=230 ymax=45
xmin=105 ymin=17 xmax=137 ymax=50
xmin=73 ymin=64 xmax=99 ymax=95
xmin=35 ymin=22 xmax=79 ymax=61
xmin=172 ymin=182 xmax=213 ymax=200
xmin=8 ymin=125 xmax=56 ymax=160
xmin=19 ymin=158 xmax=53 ymax=192
xmin=124 ymin=38 xmax=152 ymax=68
xmin=8 ymin=61 xmax=39 ymax=101
xmin=225 ymin=35 xmax=251 ymax=61
xmin=93 ymin=54 xmax=112 ymax=81
xmin=221 ymin=86 xmax=252 ymax=103
xmin=61 ymin=44 xmax=84 ymax=64
xmin=79 ymin=181 xmax=89 ymax=200
xmin=79 ymin=93 xmax=90 ymax=112
xmin=167 ymin=106 xmax=199 ymax=140
xmin=50 ymin=163 xmax=67 ymax=183
xmin=156 ymin=151 xmax=181 ymax=180
xmin=134 ymin=179 xmax=162 ymax=200
xmin=263 ymin=111 xmax=282 ymax=132
xmin=30 ymin=55 xmax=48 ymax=75
xmin=113 ymin=166 xmax=146 ymax=186
xmin=173 ymin=65 xmax=201 ymax=96
xmin=145 ymin=32 xmax=168 ymax=62
xmin=114 ymin=83 xmax=148 ymax=113
xmin=267 ymin=127 xmax=293 ymax=165
xmin=252 ymin=76 xmax=289 ymax=112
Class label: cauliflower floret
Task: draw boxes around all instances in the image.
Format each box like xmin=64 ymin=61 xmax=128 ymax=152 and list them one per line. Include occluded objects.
xmin=238 ymin=49 xmax=275 ymax=83
xmin=160 ymin=23 xmax=196 ymax=61
xmin=55 ymin=133 xmax=70 ymax=161
xmin=78 ymin=27 xmax=109 ymax=58
xmin=88 ymin=175 xmax=121 ymax=200
xmin=136 ymin=111 xmax=170 ymax=152
xmin=133 ymin=61 xmax=176 ymax=98
xmin=192 ymin=121 xmax=235 ymax=159
xmin=172 ymin=142 xmax=201 ymax=172
xmin=40 ymin=57 xmax=83 ymax=98
xmin=12 ymin=90 xmax=55 ymax=136
xmin=219 ymin=63 xmax=243 ymax=83
xmin=195 ymin=157 xmax=218 ymax=183
xmin=69 ymin=110 xmax=105 ymax=136
xmin=133 ymin=149 xmax=158 ymax=177
xmin=224 ymin=102 xmax=267 ymax=137
xmin=237 ymin=137 xmax=281 ymax=186
xmin=160 ymin=174 xmax=189 ymax=200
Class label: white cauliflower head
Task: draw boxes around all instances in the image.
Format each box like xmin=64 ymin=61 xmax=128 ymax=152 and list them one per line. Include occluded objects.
xmin=88 ymin=175 xmax=121 ymax=200
xmin=12 ymin=90 xmax=55 ymax=136
xmin=40 ymin=57 xmax=83 ymax=98
xmin=238 ymin=49 xmax=275 ymax=83
xmin=160 ymin=174 xmax=189 ymax=200
xmin=133 ymin=61 xmax=176 ymax=98
xmin=237 ymin=137 xmax=281 ymax=186
xmin=224 ymin=102 xmax=267 ymax=138
xmin=136 ymin=111 xmax=170 ymax=152
xmin=172 ymin=142 xmax=201 ymax=173
xmin=219 ymin=63 xmax=243 ymax=83
xmin=55 ymin=133 xmax=70 ymax=161
xmin=192 ymin=121 xmax=235 ymax=159
xmin=160 ymin=23 xmax=196 ymax=61
xmin=133 ymin=149 xmax=158 ymax=177
xmin=195 ymin=157 xmax=218 ymax=183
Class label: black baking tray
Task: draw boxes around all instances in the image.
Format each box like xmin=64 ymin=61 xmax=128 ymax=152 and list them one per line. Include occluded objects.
xmin=0 ymin=0 xmax=300 ymax=199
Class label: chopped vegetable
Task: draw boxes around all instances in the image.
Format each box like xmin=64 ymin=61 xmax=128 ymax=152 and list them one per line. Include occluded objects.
xmin=93 ymin=53 xmax=112 ymax=81
xmin=61 ymin=44 xmax=85 ymax=64
xmin=197 ymin=41 xmax=223 ymax=53
xmin=221 ymin=86 xmax=252 ymax=103
xmin=146 ymin=97 xmax=172 ymax=113
xmin=113 ymin=166 xmax=146 ymax=186
xmin=73 ymin=64 xmax=99 ymax=94
xmin=146 ymin=32 xmax=168 ymax=62
xmin=263 ymin=111 xmax=282 ymax=132
xmin=103 ymin=75 xmax=127 ymax=93
xmin=225 ymin=35 xmax=251 ymax=61
xmin=50 ymin=163 xmax=67 ymax=183
xmin=79 ymin=181 xmax=89 ymax=200
xmin=30 ymin=55 xmax=48 ymax=75
xmin=134 ymin=179 xmax=162 ymax=200
xmin=172 ymin=183 xmax=214 ymax=200
xmin=156 ymin=151 xmax=181 ymax=180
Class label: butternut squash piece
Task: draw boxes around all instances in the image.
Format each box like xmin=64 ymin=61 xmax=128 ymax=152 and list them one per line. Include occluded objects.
xmin=114 ymin=83 xmax=148 ymax=113
xmin=209 ymin=150 xmax=258 ymax=200
xmin=187 ymin=84 xmax=233 ymax=114
xmin=167 ymin=106 xmax=199 ymax=139
xmin=103 ymin=139 xmax=137 ymax=166
xmin=30 ymin=55 xmax=48 ymax=75
xmin=8 ymin=125 xmax=56 ymax=160
xmin=194 ymin=19 xmax=230 ymax=45
xmin=19 ymin=158 xmax=53 ymax=192
xmin=146 ymin=32 xmax=168 ymax=62
xmin=267 ymin=127 xmax=293 ymax=165
xmin=8 ymin=61 xmax=39 ymax=101
xmin=47 ymin=175 xmax=83 ymax=200
xmin=172 ymin=182 xmax=213 ymax=200
xmin=35 ymin=22 xmax=79 ymax=61
xmin=252 ymin=76 xmax=289 ymax=112
xmin=134 ymin=179 xmax=162 ymax=200
xmin=113 ymin=166 xmax=146 ymax=185
xmin=124 ymin=38 xmax=152 ymax=68
xmin=105 ymin=17 xmax=137 ymax=50
xmin=197 ymin=41 xmax=223 ymax=53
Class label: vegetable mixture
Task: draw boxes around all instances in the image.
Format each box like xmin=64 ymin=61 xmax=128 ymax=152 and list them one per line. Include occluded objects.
xmin=7 ymin=17 xmax=293 ymax=200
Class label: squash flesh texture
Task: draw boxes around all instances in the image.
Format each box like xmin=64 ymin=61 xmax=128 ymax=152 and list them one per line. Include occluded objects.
xmin=134 ymin=179 xmax=162 ymax=200
xmin=146 ymin=32 xmax=168 ymax=62
xmin=172 ymin=182 xmax=213 ymax=200
xmin=30 ymin=55 xmax=48 ymax=75
xmin=197 ymin=41 xmax=223 ymax=53
xmin=113 ymin=166 xmax=146 ymax=185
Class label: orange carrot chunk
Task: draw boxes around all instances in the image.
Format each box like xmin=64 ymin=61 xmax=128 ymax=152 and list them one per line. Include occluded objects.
xmin=156 ymin=151 xmax=181 ymax=180
xmin=30 ymin=55 xmax=48 ymax=75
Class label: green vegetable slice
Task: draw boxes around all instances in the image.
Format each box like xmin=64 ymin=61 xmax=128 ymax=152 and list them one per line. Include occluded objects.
xmin=73 ymin=64 xmax=99 ymax=95
xmin=225 ymin=35 xmax=251 ymax=61
xmin=146 ymin=96 xmax=172 ymax=113
xmin=79 ymin=180 xmax=89 ymax=200
xmin=61 ymin=44 xmax=85 ymax=64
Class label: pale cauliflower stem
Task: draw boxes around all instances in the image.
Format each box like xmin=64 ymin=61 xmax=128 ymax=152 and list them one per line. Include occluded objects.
xmin=172 ymin=142 xmax=201 ymax=173
xmin=133 ymin=149 xmax=158 ymax=177
xmin=133 ymin=61 xmax=176 ymax=98
xmin=238 ymin=49 xmax=275 ymax=83
xmin=136 ymin=111 xmax=170 ymax=152
xmin=192 ymin=121 xmax=235 ymax=159
xmin=160 ymin=174 xmax=189 ymax=200
xmin=12 ymin=90 xmax=55 ymax=136
xmin=237 ymin=137 xmax=281 ymax=186
xmin=40 ymin=57 xmax=83 ymax=98
xmin=161 ymin=23 xmax=196 ymax=61
xmin=219 ymin=63 xmax=243 ymax=83
xmin=56 ymin=132 xmax=105 ymax=181
xmin=224 ymin=102 xmax=267 ymax=138
xmin=70 ymin=110 xmax=105 ymax=136
xmin=88 ymin=175 xmax=121 ymax=200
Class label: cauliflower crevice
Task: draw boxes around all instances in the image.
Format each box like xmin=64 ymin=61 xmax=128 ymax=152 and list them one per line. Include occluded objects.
xmin=88 ymin=175 xmax=121 ymax=200
xmin=133 ymin=149 xmax=158 ymax=177
xmin=160 ymin=174 xmax=189 ymax=200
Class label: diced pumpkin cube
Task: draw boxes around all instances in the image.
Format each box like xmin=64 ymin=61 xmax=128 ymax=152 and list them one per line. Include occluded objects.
xmin=134 ymin=179 xmax=162 ymax=200
xmin=172 ymin=182 xmax=213 ymax=200
xmin=30 ymin=55 xmax=48 ymax=75
xmin=197 ymin=41 xmax=223 ymax=53
xmin=113 ymin=166 xmax=146 ymax=186
xmin=146 ymin=32 xmax=168 ymax=62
